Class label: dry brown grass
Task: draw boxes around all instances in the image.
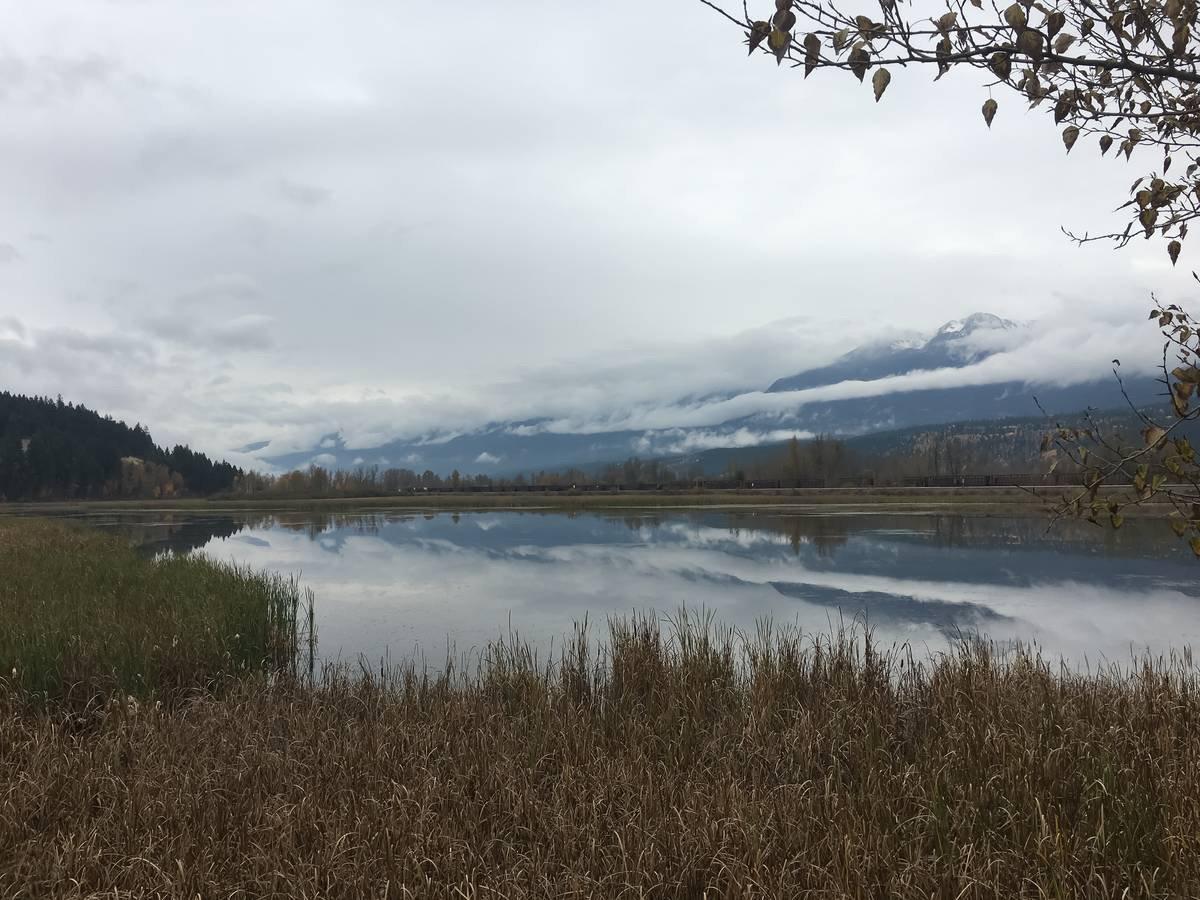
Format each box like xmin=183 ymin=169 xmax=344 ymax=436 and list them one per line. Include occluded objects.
xmin=3 ymin=614 xmax=1200 ymax=898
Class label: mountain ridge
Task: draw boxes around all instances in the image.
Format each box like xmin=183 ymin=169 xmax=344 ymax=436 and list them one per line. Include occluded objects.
xmin=767 ymin=312 xmax=1019 ymax=393
xmin=258 ymin=312 xmax=1158 ymax=477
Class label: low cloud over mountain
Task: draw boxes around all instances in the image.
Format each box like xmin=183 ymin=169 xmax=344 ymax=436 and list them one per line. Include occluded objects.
xmin=255 ymin=311 xmax=1162 ymax=476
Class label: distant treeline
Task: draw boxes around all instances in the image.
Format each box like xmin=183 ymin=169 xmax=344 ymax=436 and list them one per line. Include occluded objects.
xmin=233 ymin=411 xmax=1165 ymax=500
xmin=233 ymin=457 xmax=730 ymax=498
xmin=0 ymin=392 xmax=241 ymax=501
xmin=671 ymin=418 xmax=1135 ymax=487
xmin=230 ymin=440 xmax=862 ymax=499
xmin=229 ymin=429 xmax=1076 ymax=500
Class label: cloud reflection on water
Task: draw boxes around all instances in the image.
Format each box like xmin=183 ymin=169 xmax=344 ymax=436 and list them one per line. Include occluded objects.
xmin=177 ymin=509 xmax=1200 ymax=668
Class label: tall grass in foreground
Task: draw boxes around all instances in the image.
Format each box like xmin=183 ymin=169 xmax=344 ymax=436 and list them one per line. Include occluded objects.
xmin=0 ymin=519 xmax=311 ymax=704
xmin=4 ymin=612 xmax=1200 ymax=898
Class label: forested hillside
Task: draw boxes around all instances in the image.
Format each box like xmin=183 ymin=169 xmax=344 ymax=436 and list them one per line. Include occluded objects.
xmin=0 ymin=392 xmax=240 ymax=501
xmin=665 ymin=407 xmax=1191 ymax=484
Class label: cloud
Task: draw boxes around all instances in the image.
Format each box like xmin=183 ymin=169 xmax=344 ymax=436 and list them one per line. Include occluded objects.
xmin=0 ymin=0 xmax=1189 ymax=470
xmin=206 ymin=314 xmax=275 ymax=349
xmin=0 ymin=243 xmax=21 ymax=263
xmin=0 ymin=325 xmax=164 ymax=416
xmin=196 ymin=307 xmax=1170 ymax=465
xmin=414 ymin=432 xmax=464 ymax=446
xmin=173 ymin=274 xmax=262 ymax=307
xmin=474 ymin=452 xmax=501 ymax=465
xmin=27 ymin=328 xmax=156 ymax=363
xmin=0 ymin=52 xmax=144 ymax=104
xmin=277 ymin=178 xmax=331 ymax=207
xmin=140 ymin=312 xmax=274 ymax=351
xmin=2 ymin=297 xmax=1160 ymax=477
xmin=510 ymin=312 xmax=1163 ymax=438
xmin=635 ymin=428 xmax=815 ymax=456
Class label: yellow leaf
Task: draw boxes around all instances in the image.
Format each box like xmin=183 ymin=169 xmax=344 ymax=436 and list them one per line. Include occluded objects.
xmin=1004 ymin=2 xmax=1027 ymax=29
xmin=1017 ymin=29 xmax=1044 ymax=62
xmin=989 ymin=52 xmax=1011 ymax=80
xmin=803 ymin=32 xmax=821 ymax=77
xmin=1045 ymin=10 xmax=1066 ymax=37
xmin=1062 ymin=126 xmax=1079 ymax=153
xmin=982 ymin=98 xmax=998 ymax=127
xmin=769 ymin=29 xmax=790 ymax=64
xmin=848 ymin=47 xmax=870 ymax=81
xmin=872 ymin=68 xmax=891 ymax=102
xmin=747 ymin=21 xmax=771 ymax=54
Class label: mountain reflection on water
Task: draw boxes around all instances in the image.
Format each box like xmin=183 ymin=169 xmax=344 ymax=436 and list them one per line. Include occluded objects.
xmin=36 ymin=508 xmax=1200 ymax=666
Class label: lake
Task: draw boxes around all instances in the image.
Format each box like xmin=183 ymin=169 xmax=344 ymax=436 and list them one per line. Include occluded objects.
xmin=21 ymin=506 xmax=1200 ymax=666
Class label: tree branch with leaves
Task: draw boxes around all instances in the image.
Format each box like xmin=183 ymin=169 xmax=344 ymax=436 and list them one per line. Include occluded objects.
xmin=1040 ymin=299 xmax=1199 ymax=550
xmin=701 ymin=0 xmax=1200 ymax=256
xmin=700 ymin=0 xmax=1200 ymax=553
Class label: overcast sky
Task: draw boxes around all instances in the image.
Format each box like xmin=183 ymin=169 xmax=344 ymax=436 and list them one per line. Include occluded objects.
xmin=0 ymin=0 xmax=1192 ymax=464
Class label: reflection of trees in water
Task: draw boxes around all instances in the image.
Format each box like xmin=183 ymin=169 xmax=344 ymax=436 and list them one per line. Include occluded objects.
xmin=124 ymin=506 xmax=1190 ymax=565
xmin=127 ymin=515 xmax=245 ymax=556
xmin=673 ymin=511 xmax=1186 ymax=562
xmin=259 ymin=512 xmax=391 ymax=539
xmin=602 ymin=511 xmax=853 ymax=558
xmin=923 ymin=515 xmax=1182 ymax=560
xmin=621 ymin=514 xmax=664 ymax=534
xmin=787 ymin=518 xmax=849 ymax=558
xmin=719 ymin=514 xmax=851 ymax=558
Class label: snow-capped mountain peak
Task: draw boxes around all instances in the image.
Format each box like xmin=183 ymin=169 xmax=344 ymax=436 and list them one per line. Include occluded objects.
xmin=931 ymin=312 xmax=1016 ymax=341
xmin=768 ymin=312 xmax=1020 ymax=394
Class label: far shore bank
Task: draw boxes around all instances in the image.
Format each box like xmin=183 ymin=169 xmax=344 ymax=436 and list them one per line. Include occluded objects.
xmin=0 ymin=484 xmax=1142 ymax=516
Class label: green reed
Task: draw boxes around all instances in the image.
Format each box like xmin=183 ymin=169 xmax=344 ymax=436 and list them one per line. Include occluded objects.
xmin=0 ymin=519 xmax=312 ymax=704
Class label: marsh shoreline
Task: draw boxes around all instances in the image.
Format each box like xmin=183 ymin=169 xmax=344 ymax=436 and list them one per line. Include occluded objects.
xmin=0 ymin=483 xmax=1141 ymax=518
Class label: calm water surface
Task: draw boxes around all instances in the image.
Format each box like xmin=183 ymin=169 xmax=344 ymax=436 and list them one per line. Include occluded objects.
xmin=26 ymin=507 xmax=1200 ymax=665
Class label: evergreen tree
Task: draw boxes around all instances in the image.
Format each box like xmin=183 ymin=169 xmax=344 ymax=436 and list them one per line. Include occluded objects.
xmin=0 ymin=392 xmax=241 ymax=500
